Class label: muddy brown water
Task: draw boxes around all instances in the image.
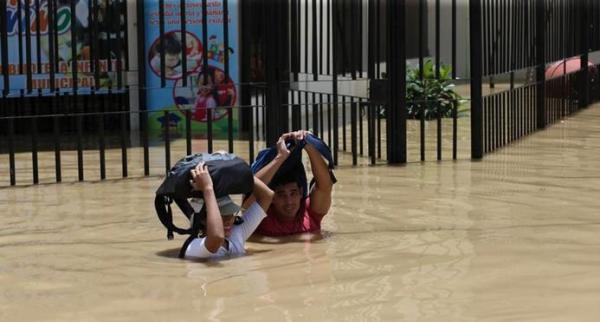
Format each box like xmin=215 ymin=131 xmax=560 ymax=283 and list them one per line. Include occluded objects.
xmin=2 ymin=106 xmax=600 ymax=321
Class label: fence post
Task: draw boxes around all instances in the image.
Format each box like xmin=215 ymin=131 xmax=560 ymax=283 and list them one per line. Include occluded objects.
xmin=264 ymin=0 xmax=290 ymax=147
xmin=332 ymin=0 xmax=339 ymax=165
xmin=239 ymin=0 xmax=252 ymax=138
xmin=0 ymin=0 xmax=9 ymax=96
xmin=579 ymin=0 xmax=590 ymax=109
xmin=536 ymin=0 xmax=546 ymax=129
xmin=136 ymin=0 xmax=148 ymax=149
xmin=470 ymin=0 xmax=483 ymax=159
xmin=386 ymin=0 xmax=407 ymax=164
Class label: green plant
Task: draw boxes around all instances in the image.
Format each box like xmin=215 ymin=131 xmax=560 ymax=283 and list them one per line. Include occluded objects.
xmin=380 ymin=60 xmax=464 ymax=120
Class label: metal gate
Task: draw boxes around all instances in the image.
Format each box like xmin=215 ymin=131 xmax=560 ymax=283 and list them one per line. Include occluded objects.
xmin=2 ymin=0 xmax=600 ymax=187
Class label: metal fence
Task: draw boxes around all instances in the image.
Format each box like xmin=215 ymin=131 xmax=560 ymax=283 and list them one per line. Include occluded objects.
xmin=1 ymin=93 xmax=379 ymax=186
xmin=2 ymin=0 xmax=600 ymax=187
xmin=470 ymin=0 xmax=600 ymax=157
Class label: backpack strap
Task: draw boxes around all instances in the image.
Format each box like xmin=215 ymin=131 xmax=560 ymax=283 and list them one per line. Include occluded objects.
xmin=174 ymin=198 xmax=194 ymax=220
xmin=154 ymin=195 xmax=193 ymax=240
xmin=178 ymin=234 xmax=197 ymax=259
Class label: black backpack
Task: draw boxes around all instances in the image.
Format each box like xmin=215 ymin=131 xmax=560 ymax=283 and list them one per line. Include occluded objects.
xmin=154 ymin=152 xmax=254 ymax=241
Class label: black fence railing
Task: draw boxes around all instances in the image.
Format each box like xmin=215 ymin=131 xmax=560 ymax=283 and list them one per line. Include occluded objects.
xmin=0 ymin=90 xmax=380 ymax=186
xmin=1 ymin=92 xmax=130 ymax=135
xmin=0 ymin=104 xmax=257 ymax=186
xmin=2 ymin=109 xmax=135 ymax=186
xmin=3 ymin=0 xmax=600 ymax=187
xmin=482 ymin=84 xmax=537 ymax=155
xmin=545 ymin=71 xmax=581 ymax=125
xmin=471 ymin=0 xmax=600 ymax=157
xmin=593 ymin=63 xmax=600 ymax=104
xmin=250 ymin=82 xmax=377 ymax=166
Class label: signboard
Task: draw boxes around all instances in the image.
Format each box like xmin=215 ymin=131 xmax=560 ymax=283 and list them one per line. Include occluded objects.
xmin=0 ymin=0 xmax=126 ymax=96
xmin=143 ymin=0 xmax=239 ymax=139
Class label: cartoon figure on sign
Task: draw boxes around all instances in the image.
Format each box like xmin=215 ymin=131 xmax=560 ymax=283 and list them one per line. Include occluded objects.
xmin=157 ymin=112 xmax=182 ymax=139
xmin=186 ymin=36 xmax=202 ymax=61
xmin=194 ymin=73 xmax=217 ymax=121
xmin=208 ymin=35 xmax=219 ymax=61
xmin=149 ymin=31 xmax=204 ymax=79
xmin=172 ymin=67 xmax=236 ymax=123
xmin=214 ymin=68 xmax=235 ymax=108
xmin=150 ymin=33 xmax=183 ymax=78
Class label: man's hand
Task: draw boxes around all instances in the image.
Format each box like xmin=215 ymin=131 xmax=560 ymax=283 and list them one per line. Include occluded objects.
xmin=284 ymin=130 xmax=312 ymax=143
xmin=190 ymin=162 xmax=214 ymax=192
xmin=276 ymin=136 xmax=292 ymax=160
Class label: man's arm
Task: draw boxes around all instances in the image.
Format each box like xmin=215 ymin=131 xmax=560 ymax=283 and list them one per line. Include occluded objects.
xmin=303 ymin=134 xmax=333 ymax=215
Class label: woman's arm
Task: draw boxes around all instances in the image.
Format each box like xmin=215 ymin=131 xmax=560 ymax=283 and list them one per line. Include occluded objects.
xmin=243 ymin=133 xmax=291 ymax=209
xmin=236 ymin=177 xmax=273 ymax=241
xmin=190 ymin=162 xmax=223 ymax=253
xmin=254 ymin=134 xmax=292 ymax=185
xmin=242 ymin=176 xmax=274 ymax=212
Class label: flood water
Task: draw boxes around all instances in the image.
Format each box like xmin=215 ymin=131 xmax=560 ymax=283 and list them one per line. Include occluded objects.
xmin=2 ymin=105 xmax=600 ymax=322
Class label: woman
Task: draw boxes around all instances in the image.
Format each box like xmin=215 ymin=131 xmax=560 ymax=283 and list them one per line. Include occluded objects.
xmin=181 ymin=162 xmax=273 ymax=259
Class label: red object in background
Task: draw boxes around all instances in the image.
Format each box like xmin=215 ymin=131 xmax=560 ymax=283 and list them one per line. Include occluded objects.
xmin=545 ymin=58 xmax=595 ymax=79
xmin=545 ymin=58 xmax=598 ymax=98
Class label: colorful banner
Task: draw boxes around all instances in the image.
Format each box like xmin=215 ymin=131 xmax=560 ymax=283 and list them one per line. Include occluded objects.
xmin=144 ymin=0 xmax=239 ymax=140
xmin=0 ymin=0 xmax=126 ymax=96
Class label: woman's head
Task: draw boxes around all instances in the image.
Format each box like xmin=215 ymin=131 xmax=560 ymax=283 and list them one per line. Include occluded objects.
xmin=215 ymin=196 xmax=240 ymax=237
xmin=192 ymin=195 xmax=240 ymax=238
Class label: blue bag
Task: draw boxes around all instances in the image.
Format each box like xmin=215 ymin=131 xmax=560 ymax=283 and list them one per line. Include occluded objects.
xmin=251 ymin=133 xmax=336 ymax=197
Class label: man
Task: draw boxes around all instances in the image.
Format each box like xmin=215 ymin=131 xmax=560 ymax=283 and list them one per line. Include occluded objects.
xmin=254 ymin=130 xmax=334 ymax=236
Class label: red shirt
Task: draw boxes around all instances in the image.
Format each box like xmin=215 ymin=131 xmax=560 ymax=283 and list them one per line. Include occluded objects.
xmin=256 ymin=198 xmax=326 ymax=236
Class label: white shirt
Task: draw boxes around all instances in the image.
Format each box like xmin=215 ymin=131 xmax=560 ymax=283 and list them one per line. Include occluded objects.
xmin=184 ymin=202 xmax=266 ymax=259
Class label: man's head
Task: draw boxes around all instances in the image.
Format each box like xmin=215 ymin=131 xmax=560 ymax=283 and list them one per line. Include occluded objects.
xmin=269 ymin=174 xmax=304 ymax=221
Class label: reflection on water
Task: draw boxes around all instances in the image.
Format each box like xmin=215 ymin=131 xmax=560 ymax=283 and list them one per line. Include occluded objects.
xmin=2 ymin=106 xmax=600 ymax=321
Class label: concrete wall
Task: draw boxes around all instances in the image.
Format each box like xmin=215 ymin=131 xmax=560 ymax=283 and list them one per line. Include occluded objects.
xmin=294 ymin=0 xmax=472 ymax=82
xmin=427 ymin=0 xmax=470 ymax=78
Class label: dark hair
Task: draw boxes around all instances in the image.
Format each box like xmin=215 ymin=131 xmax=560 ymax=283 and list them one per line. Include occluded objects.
xmin=269 ymin=171 xmax=307 ymax=222
xmin=270 ymin=171 xmax=303 ymax=191
xmin=197 ymin=72 xmax=214 ymax=86
xmin=157 ymin=34 xmax=182 ymax=55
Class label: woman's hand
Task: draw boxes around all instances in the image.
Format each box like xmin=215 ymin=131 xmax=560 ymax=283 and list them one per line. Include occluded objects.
xmin=190 ymin=162 xmax=214 ymax=192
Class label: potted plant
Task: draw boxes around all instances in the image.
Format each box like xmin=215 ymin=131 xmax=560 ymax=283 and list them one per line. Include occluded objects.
xmin=380 ymin=60 xmax=464 ymax=120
